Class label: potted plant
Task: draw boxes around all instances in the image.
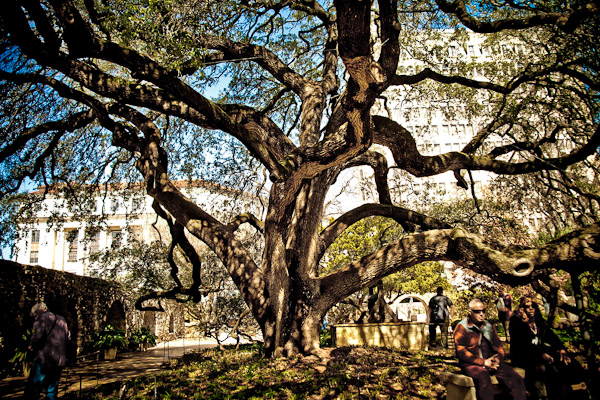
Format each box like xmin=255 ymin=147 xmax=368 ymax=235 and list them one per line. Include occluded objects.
xmin=10 ymin=329 xmax=32 ymax=377
xmin=129 ymin=327 xmax=157 ymax=351
xmin=92 ymin=325 xmax=127 ymax=360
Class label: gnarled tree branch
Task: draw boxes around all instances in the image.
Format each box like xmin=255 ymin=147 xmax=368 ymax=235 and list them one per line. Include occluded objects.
xmin=318 ymin=203 xmax=451 ymax=260
xmin=318 ymin=222 xmax=600 ymax=312
xmin=435 ymin=0 xmax=597 ymax=33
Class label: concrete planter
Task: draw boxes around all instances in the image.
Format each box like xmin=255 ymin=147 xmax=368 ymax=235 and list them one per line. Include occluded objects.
xmin=103 ymin=347 xmax=118 ymax=360
xmin=333 ymin=322 xmax=426 ymax=351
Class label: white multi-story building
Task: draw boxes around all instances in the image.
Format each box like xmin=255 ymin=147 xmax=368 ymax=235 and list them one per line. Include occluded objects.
xmin=325 ymin=29 xmax=583 ymax=237
xmin=380 ymin=32 xmax=514 ymax=200
xmin=13 ymin=181 xmax=264 ymax=276
xmin=368 ymin=31 xmax=566 ymax=231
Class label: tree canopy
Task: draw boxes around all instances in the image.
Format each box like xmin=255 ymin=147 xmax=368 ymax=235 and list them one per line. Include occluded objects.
xmin=1 ymin=0 xmax=599 ymax=358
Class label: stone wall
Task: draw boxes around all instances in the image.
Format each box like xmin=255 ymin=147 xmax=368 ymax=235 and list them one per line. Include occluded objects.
xmin=0 ymin=260 xmax=185 ymax=376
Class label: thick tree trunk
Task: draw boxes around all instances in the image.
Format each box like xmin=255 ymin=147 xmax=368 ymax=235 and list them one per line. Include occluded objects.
xmin=259 ymin=294 xmax=323 ymax=357
xmin=258 ymin=255 xmax=324 ymax=357
xmin=261 ymin=174 xmax=334 ymax=357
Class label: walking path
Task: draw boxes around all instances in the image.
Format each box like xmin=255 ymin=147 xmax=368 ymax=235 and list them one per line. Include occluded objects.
xmin=0 ymin=338 xmax=219 ymax=398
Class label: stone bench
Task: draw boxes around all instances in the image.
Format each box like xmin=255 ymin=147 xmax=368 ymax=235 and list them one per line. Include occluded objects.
xmin=440 ymin=368 xmax=525 ymax=400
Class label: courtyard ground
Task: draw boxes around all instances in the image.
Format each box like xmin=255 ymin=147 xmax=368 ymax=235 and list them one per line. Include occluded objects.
xmin=58 ymin=344 xmax=460 ymax=399
xmin=0 ymin=338 xmax=217 ymax=399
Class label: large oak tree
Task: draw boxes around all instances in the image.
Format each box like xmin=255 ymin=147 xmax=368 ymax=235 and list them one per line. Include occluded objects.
xmin=1 ymin=0 xmax=599 ymax=358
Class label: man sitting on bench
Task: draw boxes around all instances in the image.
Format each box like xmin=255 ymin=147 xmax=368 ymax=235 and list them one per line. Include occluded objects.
xmin=454 ymin=298 xmax=526 ymax=400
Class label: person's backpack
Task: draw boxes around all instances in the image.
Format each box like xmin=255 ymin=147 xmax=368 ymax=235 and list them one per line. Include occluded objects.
xmin=431 ymin=300 xmax=445 ymax=323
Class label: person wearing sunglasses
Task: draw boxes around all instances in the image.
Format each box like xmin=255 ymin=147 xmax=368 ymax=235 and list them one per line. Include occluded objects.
xmin=453 ymin=298 xmax=526 ymax=400
xmin=509 ymin=296 xmax=588 ymax=399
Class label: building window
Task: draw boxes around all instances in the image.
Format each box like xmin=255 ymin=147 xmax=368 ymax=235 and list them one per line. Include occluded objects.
xmin=68 ymin=243 xmax=77 ymax=262
xmin=89 ymin=231 xmax=100 ymax=254
xmin=169 ymin=314 xmax=175 ymax=334
xmin=30 ymin=230 xmax=40 ymax=264
xmin=66 ymin=230 xmax=78 ymax=262
xmin=132 ymin=197 xmax=144 ymax=212
xmin=110 ymin=199 xmax=123 ymax=213
xmin=448 ymin=45 xmax=458 ymax=57
xmin=411 ymin=108 xmax=420 ymax=120
xmin=468 ymin=45 xmax=476 ymax=57
xmin=111 ymin=229 xmax=122 ymax=249
xmin=95 ymin=199 xmax=103 ymax=214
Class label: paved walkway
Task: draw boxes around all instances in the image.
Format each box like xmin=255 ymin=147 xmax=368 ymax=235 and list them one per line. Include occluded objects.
xmin=0 ymin=338 xmax=219 ymax=398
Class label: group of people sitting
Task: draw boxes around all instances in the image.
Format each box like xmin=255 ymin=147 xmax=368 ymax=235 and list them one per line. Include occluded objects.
xmin=452 ymin=295 xmax=588 ymax=400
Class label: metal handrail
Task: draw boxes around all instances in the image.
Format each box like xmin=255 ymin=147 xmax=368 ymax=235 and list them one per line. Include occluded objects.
xmin=60 ymin=336 xmax=199 ymax=398
xmin=62 ymin=350 xmax=101 ymax=397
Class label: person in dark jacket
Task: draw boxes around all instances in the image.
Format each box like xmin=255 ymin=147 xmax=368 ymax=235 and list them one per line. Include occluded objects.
xmin=25 ymin=303 xmax=71 ymax=400
xmin=509 ymin=296 xmax=588 ymax=400
xmin=453 ymin=298 xmax=525 ymax=400
xmin=427 ymin=286 xmax=454 ymax=348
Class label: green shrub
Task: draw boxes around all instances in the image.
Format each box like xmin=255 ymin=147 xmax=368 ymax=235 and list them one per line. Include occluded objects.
xmin=129 ymin=327 xmax=157 ymax=349
xmin=10 ymin=329 xmax=32 ymax=364
xmin=319 ymin=327 xmax=332 ymax=347
xmin=92 ymin=325 xmax=127 ymax=350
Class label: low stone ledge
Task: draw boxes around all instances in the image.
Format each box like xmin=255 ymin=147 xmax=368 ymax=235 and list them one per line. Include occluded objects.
xmin=332 ymin=322 xmax=426 ymax=351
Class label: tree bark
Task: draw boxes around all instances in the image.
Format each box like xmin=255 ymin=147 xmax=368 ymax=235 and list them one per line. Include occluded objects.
xmin=1 ymin=0 xmax=600 ymax=359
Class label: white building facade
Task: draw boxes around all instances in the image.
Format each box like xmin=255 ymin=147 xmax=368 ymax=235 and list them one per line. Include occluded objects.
xmin=379 ymin=32 xmax=516 ymax=202
xmin=370 ymin=30 xmax=570 ymax=231
xmin=13 ymin=181 xmax=264 ymax=276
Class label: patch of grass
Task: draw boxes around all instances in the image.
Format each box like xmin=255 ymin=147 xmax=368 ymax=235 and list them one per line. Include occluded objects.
xmin=63 ymin=345 xmax=459 ymax=399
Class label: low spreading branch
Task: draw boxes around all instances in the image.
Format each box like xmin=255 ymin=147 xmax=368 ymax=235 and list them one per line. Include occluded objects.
xmin=319 ymin=203 xmax=451 ymax=260
xmin=318 ymin=222 xmax=600 ymax=312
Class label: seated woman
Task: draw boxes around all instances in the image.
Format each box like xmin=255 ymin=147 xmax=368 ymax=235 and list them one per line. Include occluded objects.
xmin=509 ymin=296 xmax=588 ymax=400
